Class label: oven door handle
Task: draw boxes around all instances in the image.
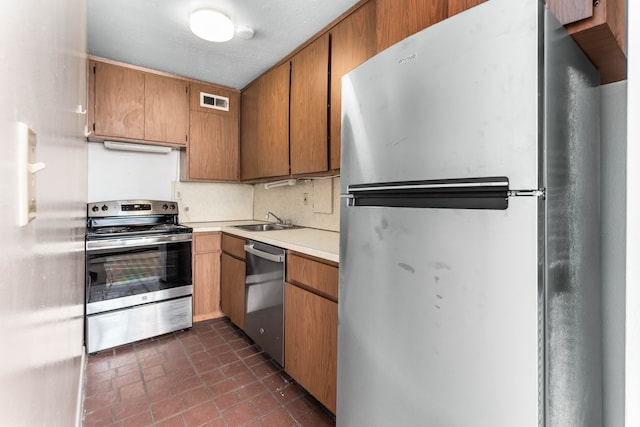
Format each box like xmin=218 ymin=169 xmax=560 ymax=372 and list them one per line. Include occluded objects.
xmin=86 ymin=234 xmax=192 ymax=251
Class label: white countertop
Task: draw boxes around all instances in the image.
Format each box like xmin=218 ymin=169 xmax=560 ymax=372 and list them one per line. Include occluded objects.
xmin=185 ymin=220 xmax=340 ymax=263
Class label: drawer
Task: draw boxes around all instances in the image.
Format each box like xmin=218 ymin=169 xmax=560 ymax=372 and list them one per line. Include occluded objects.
xmin=193 ymin=232 xmax=221 ymax=253
xmin=222 ymin=233 xmax=246 ymax=260
xmin=287 ymin=252 xmax=339 ymax=301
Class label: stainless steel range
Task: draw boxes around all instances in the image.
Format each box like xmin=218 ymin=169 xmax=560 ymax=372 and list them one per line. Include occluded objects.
xmin=85 ymin=200 xmax=193 ymax=353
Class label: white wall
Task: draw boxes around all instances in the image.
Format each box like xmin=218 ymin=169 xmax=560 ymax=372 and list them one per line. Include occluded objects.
xmin=601 ymin=81 xmax=627 ymax=427
xmin=87 ymin=141 xmax=180 ymax=201
xmin=88 ymin=143 xmax=256 ymax=222
xmin=0 ymin=1 xmax=87 ymax=426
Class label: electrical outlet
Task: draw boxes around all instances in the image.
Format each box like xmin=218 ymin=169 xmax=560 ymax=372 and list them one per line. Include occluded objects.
xmin=303 ymin=193 xmax=309 ymax=205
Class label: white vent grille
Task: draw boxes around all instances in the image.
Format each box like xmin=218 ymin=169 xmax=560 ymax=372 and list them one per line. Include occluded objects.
xmin=199 ymin=92 xmax=229 ymax=111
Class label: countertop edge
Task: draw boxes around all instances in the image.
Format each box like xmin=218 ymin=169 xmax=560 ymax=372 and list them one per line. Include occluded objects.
xmin=185 ymin=221 xmax=340 ymax=263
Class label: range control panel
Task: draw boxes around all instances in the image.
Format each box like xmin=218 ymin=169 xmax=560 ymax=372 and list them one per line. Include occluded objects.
xmin=87 ymin=200 xmax=178 ymax=217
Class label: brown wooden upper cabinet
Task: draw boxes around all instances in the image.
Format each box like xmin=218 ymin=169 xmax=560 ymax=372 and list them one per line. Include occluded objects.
xmin=329 ymin=1 xmax=376 ymax=171
xmin=181 ymin=83 xmax=240 ymax=181
xmin=241 ymin=62 xmax=290 ymax=180
xmin=447 ymin=0 xmax=487 ymax=17
xmin=290 ymin=33 xmax=330 ymax=176
xmin=546 ymin=0 xmax=592 ymax=24
xmin=90 ymin=59 xmax=189 ymax=146
xmin=547 ymin=0 xmax=626 ymax=84
xmin=144 ymin=73 xmax=190 ymax=145
xmin=375 ymin=0 xmax=448 ymax=52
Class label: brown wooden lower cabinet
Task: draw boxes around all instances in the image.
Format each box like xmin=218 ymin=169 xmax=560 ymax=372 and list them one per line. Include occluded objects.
xmin=284 ymin=282 xmax=338 ymax=414
xmin=192 ymin=232 xmax=223 ymax=322
xmin=284 ymin=251 xmax=339 ymax=414
xmin=220 ymin=234 xmax=246 ymax=329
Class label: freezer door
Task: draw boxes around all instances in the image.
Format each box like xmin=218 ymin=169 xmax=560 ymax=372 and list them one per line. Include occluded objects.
xmin=337 ymin=197 xmax=541 ymax=426
xmin=340 ymin=0 xmax=542 ymax=193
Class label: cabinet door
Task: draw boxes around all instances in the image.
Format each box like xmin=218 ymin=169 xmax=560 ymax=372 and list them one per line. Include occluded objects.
xmin=258 ymin=62 xmax=290 ymax=178
xmin=241 ymin=63 xmax=290 ymax=180
xmin=220 ymin=252 xmax=246 ymax=329
xmin=241 ymin=81 xmax=260 ymax=180
xmin=145 ymin=73 xmax=189 ymax=145
xmin=188 ymin=111 xmax=239 ymax=181
xmin=376 ymin=0 xmax=447 ymax=52
xmin=447 ymin=0 xmax=487 ymax=17
xmin=193 ymin=251 xmax=222 ymax=322
xmin=193 ymin=233 xmax=222 ymax=322
xmin=184 ymin=83 xmax=240 ymax=181
xmin=221 ymin=234 xmax=246 ymax=260
xmin=93 ymin=61 xmax=145 ymax=139
xmin=290 ymin=33 xmax=329 ymax=175
xmin=330 ymin=2 xmax=376 ymax=171
xmin=285 ymin=283 xmax=338 ymax=413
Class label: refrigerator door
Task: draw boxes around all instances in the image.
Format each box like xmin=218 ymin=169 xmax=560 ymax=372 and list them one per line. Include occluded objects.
xmin=337 ymin=197 xmax=541 ymax=426
xmin=340 ymin=0 xmax=542 ymax=194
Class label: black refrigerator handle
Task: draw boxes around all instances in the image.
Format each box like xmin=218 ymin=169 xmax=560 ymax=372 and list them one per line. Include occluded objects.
xmin=343 ymin=177 xmax=510 ymax=210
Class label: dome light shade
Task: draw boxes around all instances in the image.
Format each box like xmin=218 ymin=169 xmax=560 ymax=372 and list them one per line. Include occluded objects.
xmin=190 ymin=9 xmax=234 ymax=42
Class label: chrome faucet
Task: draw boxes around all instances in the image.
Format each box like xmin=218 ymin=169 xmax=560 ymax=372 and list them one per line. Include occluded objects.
xmin=265 ymin=211 xmax=284 ymax=224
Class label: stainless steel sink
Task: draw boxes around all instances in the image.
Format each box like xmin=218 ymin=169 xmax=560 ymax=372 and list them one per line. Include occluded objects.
xmin=232 ymin=223 xmax=301 ymax=232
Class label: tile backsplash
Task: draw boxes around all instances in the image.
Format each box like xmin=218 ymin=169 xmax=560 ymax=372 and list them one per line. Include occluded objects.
xmin=173 ymin=177 xmax=341 ymax=232
xmin=253 ymin=177 xmax=340 ymax=232
xmin=172 ymin=181 xmax=254 ymax=222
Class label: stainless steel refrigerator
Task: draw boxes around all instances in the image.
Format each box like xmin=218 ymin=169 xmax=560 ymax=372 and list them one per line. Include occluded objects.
xmin=337 ymin=1 xmax=602 ymax=426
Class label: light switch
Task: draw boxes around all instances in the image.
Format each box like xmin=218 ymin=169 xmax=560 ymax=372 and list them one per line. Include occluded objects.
xmin=18 ymin=122 xmax=45 ymax=226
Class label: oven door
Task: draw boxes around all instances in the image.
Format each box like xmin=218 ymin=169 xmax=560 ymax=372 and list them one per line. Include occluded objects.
xmin=85 ymin=234 xmax=192 ymax=315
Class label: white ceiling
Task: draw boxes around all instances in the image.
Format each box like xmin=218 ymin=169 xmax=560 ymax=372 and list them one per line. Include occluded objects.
xmin=87 ymin=0 xmax=361 ymax=90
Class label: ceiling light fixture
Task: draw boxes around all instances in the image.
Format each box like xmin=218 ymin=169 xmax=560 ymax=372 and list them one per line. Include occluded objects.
xmin=190 ymin=9 xmax=234 ymax=42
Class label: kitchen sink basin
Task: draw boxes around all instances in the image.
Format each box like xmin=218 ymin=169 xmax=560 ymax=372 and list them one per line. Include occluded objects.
xmin=232 ymin=223 xmax=301 ymax=232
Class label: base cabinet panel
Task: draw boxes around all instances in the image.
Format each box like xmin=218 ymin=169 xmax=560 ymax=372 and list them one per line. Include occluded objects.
xmin=284 ymin=282 xmax=337 ymax=414
xmin=192 ymin=232 xmax=222 ymax=322
xmin=220 ymin=251 xmax=246 ymax=330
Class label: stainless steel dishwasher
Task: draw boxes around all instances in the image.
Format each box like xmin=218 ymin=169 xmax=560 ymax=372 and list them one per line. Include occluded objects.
xmin=244 ymin=240 xmax=285 ymax=366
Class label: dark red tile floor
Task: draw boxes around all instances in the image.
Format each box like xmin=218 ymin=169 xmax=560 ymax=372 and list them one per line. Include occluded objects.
xmin=83 ymin=317 xmax=336 ymax=427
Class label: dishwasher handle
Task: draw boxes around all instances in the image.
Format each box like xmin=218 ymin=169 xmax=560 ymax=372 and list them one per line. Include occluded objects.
xmin=244 ymin=244 xmax=285 ymax=263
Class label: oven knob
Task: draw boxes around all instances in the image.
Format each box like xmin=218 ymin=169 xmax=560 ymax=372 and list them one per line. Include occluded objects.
xmin=101 ymin=205 xmax=108 ymax=211
xmin=162 ymin=204 xmax=168 ymax=210
xmin=91 ymin=206 xmax=99 ymax=212
xmin=170 ymin=204 xmax=176 ymax=210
